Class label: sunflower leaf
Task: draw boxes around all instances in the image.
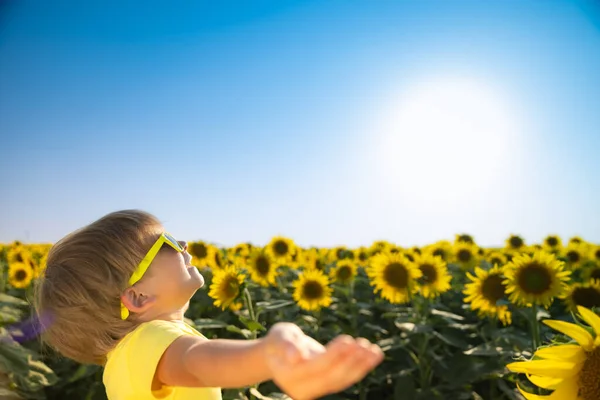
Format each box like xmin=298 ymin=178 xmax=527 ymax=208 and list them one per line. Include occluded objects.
xmin=239 ymin=316 xmax=266 ymax=332
xmin=226 ymin=325 xmax=253 ymax=339
xmin=193 ymin=318 xmax=229 ymax=329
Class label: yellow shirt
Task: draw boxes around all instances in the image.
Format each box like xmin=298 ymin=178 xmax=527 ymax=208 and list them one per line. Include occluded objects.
xmin=103 ymin=319 xmax=222 ymax=400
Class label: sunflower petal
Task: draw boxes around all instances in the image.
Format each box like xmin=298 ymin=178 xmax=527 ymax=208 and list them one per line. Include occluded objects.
xmin=517 ymin=378 xmax=579 ymax=400
xmin=517 ymin=382 xmax=550 ymax=400
xmin=543 ymin=320 xmax=594 ymax=351
xmin=576 ymin=306 xmax=600 ymax=337
xmin=526 ymin=374 xmax=563 ymax=390
xmin=507 ymin=360 xmax=579 ymax=378
xmin=534 ymin=344 xmax=586 ymax=364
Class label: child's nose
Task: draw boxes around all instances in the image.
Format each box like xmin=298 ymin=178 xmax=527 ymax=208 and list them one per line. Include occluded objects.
xmin=178 ymin=241 xmax=188 ymax=251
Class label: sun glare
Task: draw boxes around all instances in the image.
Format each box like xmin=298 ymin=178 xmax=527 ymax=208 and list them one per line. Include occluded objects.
xmin=373 ymin=77 xmax=521 ymax=209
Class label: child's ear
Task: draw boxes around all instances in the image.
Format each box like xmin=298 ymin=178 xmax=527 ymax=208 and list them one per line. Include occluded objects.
xmin=121 ymin=287 xmax=156 ymax=316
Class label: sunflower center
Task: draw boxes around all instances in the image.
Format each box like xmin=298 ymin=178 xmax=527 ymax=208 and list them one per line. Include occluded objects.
xmin=481 ymin=274 xmax=506 ymax=303
xmin=490 ymin=257 xmax=503 ymax=266
xmin=15 ymin=269 xmax=27 ymax=282
xmin=314 ymin=259 xmax=324 ymax=271
xmin=256 ymin=256 xmax=270 ymax=277
xmin=16 ymin=253 xmax=24 ymax=262
xmin=302 ymin=280 xmax=324 ymax=300
xmin=418 ymin=264 xmax=437 ymax=285
xmin=383 ymin=263 xmax=409 ymax=289
xmin=358 ymin=252 xmax=368 ymax=262
xmin=546 ymin=237 xmax=558 ymax=247
xmin=594 ymin=249 xmax=600 ymax=261
xmin=509 ymin=236 xmax=523 ymax=249
xmin=591 ymin=268 xmax=600 ymax=281
xmin=457 ymin=249 xmax=472 ymax=262
xmin=336 ymin=266 xmax=353 ymax=282
xmin=224 ymin=277 xmax=240 ymax=298
xmin=578 ymin=347 xmax=600 ymax=400
xmin=517 ymin=263 xmax=552 ymax=294
xmin=191 ymin=243 xmax=208 ymax=259
xmin=571 ymin=287 xmax=600 ymax=309
xmin=274 ymin=241 xmax=289 ymax=256
xmin=432 ymin=249 xmax=445 ymax=259
xmin=567 ymin=250 xmax=581 ymax=263
xmin=458 ymin=234 xmax=474 ymax=244
xmin=214 ymin=253 xmax=222 ymax=268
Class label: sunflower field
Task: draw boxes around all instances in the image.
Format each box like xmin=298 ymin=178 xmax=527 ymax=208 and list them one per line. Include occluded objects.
xmin=1 ymin=234 xmax=600 ymax=400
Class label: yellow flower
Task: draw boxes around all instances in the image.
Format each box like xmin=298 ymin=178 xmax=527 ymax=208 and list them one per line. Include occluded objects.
xmin=266 ymin=236 xmax=296 ymax=263
xmin=582 ymin=263 xmax=600 ymax=283
xmin=589 ymin=246 xmax=600 ymax=264
xmin=329 ymin=246 xmax=353 ymax=262
xmin=464 ymin=265 xmax=512 ymax=325
xmin=413 ymin=253 xmax=452 ymax=299
xmin=247 ymin=251 xmax=279 ymax=287
xmin=453 ymin=242 xmax=478 ymax=270
xmin=367 ymin=253 xmax=421 ymax=304
xmin=569 ymin=236 xmax=585 ymax=246
xmin=292 ymin=269 xmax=332 ymax=311
xmin=486 ymin=251 xmax=508 ymax=268
xmin=424 ymin=241 xmax=452 ymax=262
xmin=353 ymin=247 xmax=370 ymax=266
xmin=455 ymin=233 xmax=476 ymax=245
xmin=505 ymin=234 xmax=526 ymax=252
xmin=208 ymin=245 xmax=225 ymax=270
xmin=301 ymin=249 xmax=327 ymax=272
xmin=230 ymin=243 xmax=251 ymax=258
xmin=329 ymin=259 xmax=358 ymax=284
xmin=189 ymin=241 xmax=212 ymax=268
xmin=563 ymin=243 xmax=587 ymax=269
xmin=563 ymin=280 xmax=600 ymax=313
xmin=369 ymin=240 xmax=391 ymax=255
xmin=503 ymin=251 xmax=571 ymax=308
xmin=543 ymin=235 xmax=562 ymax=253
xmin=8 ymin=261 xmax=34 ymax=289
xmin=208 ymin=266 xmax=245 ymax=310
xmin=507 ymin=306 xmax=600 ymax=400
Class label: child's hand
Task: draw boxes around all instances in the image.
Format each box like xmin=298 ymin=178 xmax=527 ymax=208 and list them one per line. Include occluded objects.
xmin=264 ymin=323 xmax=384 ymax=400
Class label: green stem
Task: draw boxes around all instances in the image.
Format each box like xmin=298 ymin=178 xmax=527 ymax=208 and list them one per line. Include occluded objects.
xmin=243 ymin=288 xmax=258 ymax=340
xmin=530 ymin=305 xmax=540 ymax=350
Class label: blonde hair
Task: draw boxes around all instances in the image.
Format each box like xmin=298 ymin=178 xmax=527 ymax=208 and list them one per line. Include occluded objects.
xmin=34 ymin=210 xmax=163 ymax=365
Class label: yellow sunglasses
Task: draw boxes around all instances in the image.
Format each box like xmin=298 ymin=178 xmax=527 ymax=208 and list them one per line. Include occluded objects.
xmin=120 ymin=232 xmax=185 ymax=320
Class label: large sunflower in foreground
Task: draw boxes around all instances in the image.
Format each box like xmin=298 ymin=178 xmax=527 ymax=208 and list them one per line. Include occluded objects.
xmin=507 ymin=306 xmax=600 ymax=400
xmin=464 ymin=265 xmax=512 ymax=325
xmin=413 ymin=254 xmax=452 ymax=299
xmin=329 ymin=259 xmax=358 ymax=284
xmin=266 ymin=236 xmax=296 ymax=263
xmin=8 ymin=261 xmax=34 ymax=289
xmin=247 ymin=251 xmax=279 ymax=287
xmin=503 ymin=252 xmax=571 ymax=308
xmin=292 ymin=269 xmax=333 ymax=311
xmin=208 ymin=266 xmax=245 ymax=310
xmin=563 ymin=280 xmax=600 ymax=313
xmin=367 ymin=253 xmax=421 ymax=304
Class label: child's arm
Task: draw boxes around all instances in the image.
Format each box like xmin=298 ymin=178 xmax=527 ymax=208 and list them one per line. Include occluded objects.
xmin=156 ymin=322 xmax=383 ymax=399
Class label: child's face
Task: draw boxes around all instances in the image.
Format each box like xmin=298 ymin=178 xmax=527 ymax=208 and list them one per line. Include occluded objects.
xmin=138 ymin=240 xmax=205 ymax=315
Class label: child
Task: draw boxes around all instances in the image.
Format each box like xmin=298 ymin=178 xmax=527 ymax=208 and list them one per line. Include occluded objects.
xmin=34 ymin=210 xmax=383 ymax=400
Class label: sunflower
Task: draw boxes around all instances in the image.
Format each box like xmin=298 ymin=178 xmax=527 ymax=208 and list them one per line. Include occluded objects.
xmin=229 ymin=243 xmax=251 ymax=258
xmin=590 ymin=246 xmax=600 ymax=263
xmin=507 ymin=306 xmax=600 ymax=400
xmin=425 ymin=241 xmax=452 ymax=262
xmin=464 ymin=265 xmax=511 ymax=325
xmin=369 ymin=240 xmax=390 ymax=255
xmin=413 ymin=253 xmax=452 ymax=299
xmin=455 ymin=233 xmax=475 ymax=245
xmin=329 ymin=259 xmax=358 ymax=284
xmin=563 ymin=243 xmax=587 ymax=269
xmin=505 ymin=234 xmax=526 ymax=252
xmin=367 ymin=253 xmax=421 ymax=304
xmin=543 ymin=235 xmax=562 ymax=253
xmin=582 ymin=263 xmax=600 ymax=283
xmin=247 ymin=251 xmax=279 ymax=287
xmin=353 ymin=247 xmax=370 ymax=266
xmin=453 ymin=242 xmax=478 ymax=270
xmin=302 ymin=249 xmax=327 ymax=272
xmin=503 ymin=251 xmax=571 ymax=308
xmin=329 ymin=246 xmax=353 ymax=262
xmin=8 ymin=261 xmax=34 ymax=289
xmin=208 ymin=266 xmax=245 ymax=310
xmin=189 ymin=241 xmax=212 ymax=268
xmin=207 ymin=245 xmax=225 ymax=270
xmin=292 ymin=269 xmax=333 ymax=311
xmin=486 ymin=251 xmax=507 ymax=268
xmin=266 ymin=236 xmax=296 ymax=263
xmin=562 ymin=280 xmax=600 ymax=313
xmin=568 ymin=236 xmax=585 ymax=246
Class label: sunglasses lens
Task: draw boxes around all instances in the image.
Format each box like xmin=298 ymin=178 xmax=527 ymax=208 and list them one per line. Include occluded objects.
xmin=164 ymin=233 xmax=184 ymax=251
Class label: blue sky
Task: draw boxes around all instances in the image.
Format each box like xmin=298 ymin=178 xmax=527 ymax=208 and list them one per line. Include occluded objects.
xmin=1 ymin=0 xmax=599 ymax=248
